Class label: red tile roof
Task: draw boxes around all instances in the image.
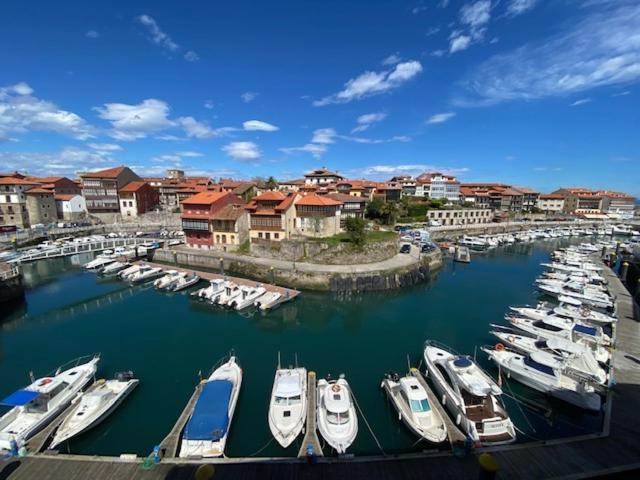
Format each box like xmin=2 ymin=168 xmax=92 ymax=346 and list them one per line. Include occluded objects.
xmin=253 ymin=191 xmax=287 ymax=202
xmin=25 ymin=187 xmax=53 ymax=194
xmin=80 ymin=166 xmax=128 ymax=178
xmin=296 ymin=193 xmax=341 ymax=207
xmin=0 ymin=177 xmax=41 ymax=185
xmin=119 ymin=181 xmax=148 ymax=193
xmin=212 ymin=204 xmax=246 ymax=221
xmin=181 ymin=191 xmax=229 ymax=205
xmin=54 ymin=194 xmax=79 ymax=201
xmin=539 ymin=194 xmax=564 ymax=200
xmin=326 ymin=193 xmax=367 ymax=203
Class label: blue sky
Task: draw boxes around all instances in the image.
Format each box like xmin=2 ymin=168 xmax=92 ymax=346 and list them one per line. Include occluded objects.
xmin=0 ymin=0 xmax=638 ymax=195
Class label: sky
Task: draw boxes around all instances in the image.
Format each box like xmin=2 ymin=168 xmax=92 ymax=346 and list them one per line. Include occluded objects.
xmin=0 ymin=0 xmax=639 ymax=195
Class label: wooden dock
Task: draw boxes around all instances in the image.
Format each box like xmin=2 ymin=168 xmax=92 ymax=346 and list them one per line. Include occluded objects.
xmin=297 ymin=371 xmax=323 ymax=458
xmin=138 ymin=261 xmax=300 ymax=308
xmin=27 ymin=402 xmax=76 ymax=453
xmin=409 ymin=368 xmax=467 ymax=446
xmin=158 ymin=383 xmax=203 ymax=458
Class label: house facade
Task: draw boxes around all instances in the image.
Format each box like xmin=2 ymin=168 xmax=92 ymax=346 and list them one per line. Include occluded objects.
xmin=80 ymin=166 xmax=141 ymax=214
xmin=245 ymin=191 xmax=298 ymax=242
xmin=25 ymin=188 xmax=57 ymax=225
xmin=181 ymin=191 xmax=244 ymax=249
xmin=326 ymin=193 xmax=366 ymax=226
xmin=293 ymin=194 xmax=342 ymax=238
xmin=55 ymin=194 xmax=87 ymax=220
xmin=537 ymin=194 xmax=565 ymax=213
xmin=427 ymin=208 xmax=493 ymax=226
xmin=119 ymin=181 xmax=160 ymax=218
xmin=210 ymin=204 xmax=249 ymax=249
xmin=415 ymin=172 xmax=460 ymax=202
xmin=0 ymin=177 xmax=41 ymax=228
xmin=304 ymin=167 xmax=344 ymax=185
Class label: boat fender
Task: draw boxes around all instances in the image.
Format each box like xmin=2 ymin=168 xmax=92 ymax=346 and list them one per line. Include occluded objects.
xmin=456 ymin=413 xmax=462 ymax=425
xmin=441 ymin=394 xmax=446 ymax=406
xmin=495 ymin=343 xmax=505 ymax=352
xmin=398 ymin=412 xmax=402 ymax=421
xmin=507 ymin=336 xmax=515 ymax=343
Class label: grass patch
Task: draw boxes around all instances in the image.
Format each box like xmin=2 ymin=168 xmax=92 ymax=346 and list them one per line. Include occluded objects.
xmin=307 ymin=230 xmax=397 ymax=247
xmin=237 ymin=239 xmax=250 ymax=254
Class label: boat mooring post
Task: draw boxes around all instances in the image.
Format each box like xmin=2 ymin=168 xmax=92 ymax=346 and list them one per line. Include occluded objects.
xmin=219 ymin=257 xmax=224 ymax=275
xmin=620 ymin=262 xmax=629 ymax=283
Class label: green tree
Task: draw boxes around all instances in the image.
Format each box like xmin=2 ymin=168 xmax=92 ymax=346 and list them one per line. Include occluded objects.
xmin=379 ymin=201 xmax=399 ymax=225
xmin=266 ymin=176 xmax=278 ymax=190
xmin=345 ymin=217 xmax=366 ymax=247
xmin=366 ymin=198 xmax=384 ymax=220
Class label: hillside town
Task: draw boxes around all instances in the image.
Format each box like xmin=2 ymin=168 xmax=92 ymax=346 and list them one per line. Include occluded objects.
xmin=0 ymin=166 xmax=636 ymax=251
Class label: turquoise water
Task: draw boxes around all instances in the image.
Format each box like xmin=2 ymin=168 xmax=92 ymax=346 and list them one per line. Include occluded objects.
xmin=0 ymin=240 xmax=604 ymax=457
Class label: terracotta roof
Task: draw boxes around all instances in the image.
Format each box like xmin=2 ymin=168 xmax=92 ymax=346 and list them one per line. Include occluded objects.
xmin=253 ymin=191 xmax=286 ymax=202
xmin=326 ymin=193 xmax=367 ymax=203
xmin=25 ymin=187 xmax=53 ymax=194
xmin=80 ymin=166 xmax=129 ymax=178
xmin=212 ymin=204 xmax=246 ymax=221
xmin=54 ymin=194 xmax=79 ymax=201
xmin=280 ymin=179 xmax=305 ymax=185
xmin=0 ymin=177 xmax=41 ymax=185
xmin=296 ymin=193 xmax=341 ymax=207
xmin=514 ymin=186 xmax=539 ymax=194
xmin=304 ymin=167 xmax=342 ymax=178
xmin=232 ymin=182 xmax=256 ymax=195
xmin=24 ymin=176 xmax=65 ymax=184
xmin=181 ymin=191 xmax=229 ymax=205
xmin=181 ymin=212 xmax=211 ymax=220
xmin=119 ymin=181 xmax=148 ymax=193
xmin=251 ymin=209 xmax=277 ymax=216
xmin=539 ymin=194 xmax=564 ymax=200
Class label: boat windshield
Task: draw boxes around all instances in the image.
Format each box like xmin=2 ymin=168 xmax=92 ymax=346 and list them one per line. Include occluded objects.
xmin=327 ymin=410 xmax=350 ymax=425
xmin=409 ymin=399 xmax=431 ymax=413
xmin=524 ymin=356 xmax=556 ymax=376
xmin=533 ymin=320 xmax=563 ymax=332
xmin=274 ymin=395 xmax=301 ymax=406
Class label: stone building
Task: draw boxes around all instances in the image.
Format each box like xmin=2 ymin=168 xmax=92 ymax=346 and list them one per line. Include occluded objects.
xmin=25 ymin=188 xmax=57 ymax=225
xmin=80 ymin=166 xmax=141 ymax=214
xmin=293 ymin=193 xmax=342 ymax=238
xmin=0 ymin=177 xmax=41 ymax=228
xmin=245 ymin=191 xmax=298 ymax=242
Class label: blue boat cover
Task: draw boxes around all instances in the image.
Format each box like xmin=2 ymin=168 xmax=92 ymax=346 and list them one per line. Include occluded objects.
xmin=184 ymin=380 xmax=232 ymax=441
xmin=573 ymin=324 xmax=597 ymax=336
xmin=1 ymin=390 xmax=40 ymax=407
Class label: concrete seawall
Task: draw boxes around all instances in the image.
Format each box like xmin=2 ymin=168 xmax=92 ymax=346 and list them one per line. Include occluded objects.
xmin=151 ymin=247 xmax=442 ymax=292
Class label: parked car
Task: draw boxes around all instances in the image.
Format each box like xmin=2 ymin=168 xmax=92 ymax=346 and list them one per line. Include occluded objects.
xmin=400 ymin=243 xmax=411 ymax=254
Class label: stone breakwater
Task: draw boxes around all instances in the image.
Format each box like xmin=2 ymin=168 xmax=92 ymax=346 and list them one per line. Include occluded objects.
xmin=151 ymin=247 xmax=442 ymax=292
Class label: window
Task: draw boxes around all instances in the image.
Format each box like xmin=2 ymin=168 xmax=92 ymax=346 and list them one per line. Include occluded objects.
xmin=274 ymin=233 xmax=279 ymax=239
xmin=409 ymin=399 xmax=431 ymax=413
xmin=327 ymin=410 xmax=350 ymax=425
xmin=524 ymin=356 xmax=555 ymax=376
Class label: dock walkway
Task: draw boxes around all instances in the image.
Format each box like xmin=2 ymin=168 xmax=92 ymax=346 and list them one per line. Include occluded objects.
xmin=158 ymin=383 xmax=203 ymax=459
xmin=297 ymin=371 xmax=323 ymax=458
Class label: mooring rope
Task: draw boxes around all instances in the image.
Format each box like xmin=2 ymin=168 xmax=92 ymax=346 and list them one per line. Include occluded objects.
xmin=350 ymin=386 xmax=386 ymax=456
xmin=247 ymin=437 xmax=274 ymax=457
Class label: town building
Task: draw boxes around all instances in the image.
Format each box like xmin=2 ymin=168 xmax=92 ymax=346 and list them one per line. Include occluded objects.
xmin=181 ymin=191 xmax=244 ymax=249
xmin=373 ymin=183 xmax=402 ymax=202
xmin=537 ymin=194 xmax=565 ymax=214
xmin=24 ymin=176 xmax=81 ymax=196
xmin=415 ymin=172 xmax=460 ymax=202
xmin=335 ymin=179 xmax=376 ymax=199
xmin=600 ymin=191 xmax=636 ymax=218
xmin=278 ymin=179 xmax=306 ymax=191
xmin=0 ymin=177 xmax=41 ymax=228
xmin=461 ymin=183 xmax=541 ymax=212
xmin=118 ymin=181 xmax=160 ymax=218
xmin=158 ymin=176 xmax=213 ymax=212
xmin=427 ymin=208 xmax=493 ymax=226
xmin=304 ymin=167 xmax=344 ymax=185
xmin=515 ymin=187 xmax=540 ymax=212
xmin=25 ymin=188 xmax=57 ymax=225
xmin=55 ymin=194 xmax=87 ymax=221
xmin=552 ymin=188 xmax=604 ymax=215
xmin=293 ymin=193 xmax=342 ymax=238
xmin=326 ymin=193 xmax=367 ymax=226
xmin=389 ymin=175 xmax=417 ymax=196
xmin=245 ymin=191 xmax=298 ymax=242
xmin=210 ymin=204 xmax=249 ymax=249
xmin=80 ymin=166 xmax=141 ymax=214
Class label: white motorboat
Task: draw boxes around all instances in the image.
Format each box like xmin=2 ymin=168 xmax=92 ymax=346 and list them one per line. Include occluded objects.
xmin=50 ymin=371 xmax=139 ymax=448
xmin=381 ymin=369 xmax=447 ymax=444
xmin=0 ymin=356 xmax=99 ymax=454
xmin=612 ymin=225 xmax=632 ymax=236
xmin=541 ymin=262 xmax=602 ymax=273
xmin=216 ymin=283 xmax=242 ymax=306
xmin=507 ymin=314 xmax=611 ymax=348
xmin=129 ymin=266 xmax=164 ymax=284
xmin=536 ymin=278 xmax=608 ymax=294
xmin=118 ymin=264 xmax=143 ymax=280
xmin=255 ymin=291 xmax=282 ymax=311
xmin=229 ymin=285 xmax=266 ymax=310
xmin=153 ymin=270 xmax=184 ymax=289
xmin=423 ymin=342 xmax=516 ymax=446
xmin=490 ymin=332 xmax=607 ymax=385
xmin=168 ymin=273 xmax=201 ymax=292
xmin=537 ymin=283 xmax=613 ymax=311
xmin=483 ymin=347 xmax=602 ymax=411
xmin=193 ymin=279 xmax=226 ymax=301
xmin=83 ymin=257 xmax=114 ymax=270
xmin=316 ymin=375 xmax=358 ymax=454
xmin=553 ymin=304 xmax=617 ymax=326
xmin=99 ymin=261 xmax=130 ymax=276
xmin=268 ymin=360 xmax=307 ymax=448
xmin=179 ymin=355 xmax=242 ymax=458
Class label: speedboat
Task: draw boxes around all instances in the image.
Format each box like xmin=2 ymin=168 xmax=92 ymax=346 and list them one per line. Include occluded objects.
xmin=541 ymin=262 xmax=602 ymax=273
xmin=553 ymin=304 xmax=617 ymax=326
xmin=229 ymin=285 xmax=266 ymax=310
xmin=83 ymin=257 xmax=114 ymax=270
xmin=153 ymin=270 xmax=184 ymax=289
xmin=99 ymin=261 xmax=130 ymax=276
xmin=179 ymin=355 xmax=242 ymax=458
xmin=50 ymin=371 xmax=139 ymax=448
xmin=423 ymin=341 xmax=516 ymax=446
xmin=129 ymin=266 xmax=164 ymax=284
xmin=507 ymin=315 xmax=611 ymax=347
xmin=0 ymin=356 xmax=99 ymax=454
xmin=193 ymin=279 xmax=226 ymax=301
xmin=381 ymin=369 xmax=447 ymax=444
xmin=216 ymin=283 xmax=242 ymax=306
xmin=316 ymin=375 xmax=358 ymax=454
xmin=268 ymin=361 xmax=307 ymax=448
xmin=490 ymin=331 xmax=607 ymax=385
xmin=483 ymin=347 xmax=602 ymax=411
xmin=255 ymin=291 xmax=282 ymax=311
xmin=168 ymin=273 xmax=201 ymax=292
xmin=537 ymin=283 xmax=613 ymax=311
xmin=118 ymin=264 xmax=143 ymax=280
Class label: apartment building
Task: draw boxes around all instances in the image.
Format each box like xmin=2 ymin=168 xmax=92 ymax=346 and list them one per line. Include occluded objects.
xmin=119 ymin=181 xmax=160 ymax=218
xmin=427 ymin=208 xmax=493 ymax=226
xmin=0 ymin=177 xmax=41 ymax=228
xmin=415 ymin=172 xmax=460 ymax=202
xmin=245 ymin=191 xmax=298 ymax=242
xmin=537 ymin=194 xmax=565 ymax=213
xmin=80 ymin=166 xmax=141 ymax=214
xmin=181 ymin=191 xmax=244 ymax=249
xmin=304 ymin=167 xmax=344 ymax=185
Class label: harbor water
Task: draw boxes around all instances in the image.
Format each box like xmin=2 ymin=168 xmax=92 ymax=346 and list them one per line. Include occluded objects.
xmin=0 ymin=239 xmax=605 ymax=457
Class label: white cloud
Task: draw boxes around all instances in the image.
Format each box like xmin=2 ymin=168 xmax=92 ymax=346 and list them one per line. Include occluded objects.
xmin=382 ymin=54 xmax=402 ymax=66
xmin=177 ymin=116 xmax=236 ymax=139
xmin=153 ymin=154 xmax=182 ymax=163
xmin=88 ymin=143 xmax=122 ymax=152
xmin=506 ymin=0 xmax=537 ymax=17
xmin=313 ymin=60 xmax=423 ymax=106
xmin=460 ymin=1 xmax=491 ymax=29
xmin=222 ymin=141 xmax=261 ymax=160
xmin=241 ymin=92 xmax=258 ymax=103
xmin=612 ymin=90 xmax=631 ymax=97
xmin=431 ymin=49 xmax=446 ymax=57
xmin=570 ymin=98 xmax=592 ymax=106
xmin=176 ymin=151 xmax=204 ymax=157
xmin=352 ymin=112 xmax=387 ymax=133
xmin=86 ymin=30 xmax=100 ymax=39
xmin=242 ymin=120 xmax=279 ymax=132
xmin=456 ymin=2 xmax=640 ymax=106
xmin=0 ymin=82 xmax=94 ymax=141
xmin=95 ymin=98 xmax=174 ymax=140
xmin=357 ymin=164 xmax=469 ymax=178
xmin=427 ymin=112 xmax=456 ymax=124
xmin=426 ymin=26 xmax=441 ymax=36
xmin=136 ymin=14 xmax=179 ymax=52
xmin=412 ymin=6 xmax=428 ymax=15
xmin=0 ymin=147 xmax=113 ymax=176
xmin=204 ymin=100 xmax=215 ymax=109
xmin=448 ymin=1 xmax=492 ymax=54
xmin=280 ymin=143 xmax=327 ymax=159
xmin=449 ymin=33 xmax=472 ymax=53
xmin=311 ymin=128 xmax=337 ymax=144
xmin=184 ymin=51 xmax=199 ymax=62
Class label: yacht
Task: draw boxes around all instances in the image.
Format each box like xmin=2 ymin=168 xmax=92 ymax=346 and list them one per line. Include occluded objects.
xmin=483 ymin=347 xmax=602 ymax=411
xmin=168 ymin=273 xmax=201 ymax=292
xmin=268 ymin=359 xmax=307 ymax=448
xmin=553 ymin=304 xmax=617 ymax=326
xmin=423 ymin=342 xmax=516 ymax=446
xmin=537 ymin=283 xmax=613 ymax=311
xmin=179 ymin=355 xmax=242 ymax=458
xmin=229 ymin=285 xmax=266 ymax=310
xmin=193 ymin=279 xmax=226 ymax=301
xmin=153 ymin=270 xmax=185 ymax=289
xmin=255 ymin=291 xmax=282 ymax=311
xmin=381 ymin=369 xmax=447 ymax=444
xmin=50 ymin=371 xmax=139 ymax=448
xmin=612 ymin=225 xmax=633 ymax=236
xmin=129 ymin=266 xmax=164 ymax=284
xmin=490 ymin=332 xmax=607 ymax=385
xmin=507 ymin=314 xmax=611 ymax=348
xmin=316 ymin=375 xmax=358 ymax=454
xmin=0 ymin=356 xmax=99 ymax=453
xmin=541 ymin=262 xmax=602 ymax=274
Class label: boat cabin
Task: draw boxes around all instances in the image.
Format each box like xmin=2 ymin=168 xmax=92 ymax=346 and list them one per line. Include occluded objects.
xmin=274 ymin=374 xmax=302 ymax=408
xmin=324 ymin=384 xmax=350 ymax=425
xmin=399 ymin=377 xmax=431 ymax=413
